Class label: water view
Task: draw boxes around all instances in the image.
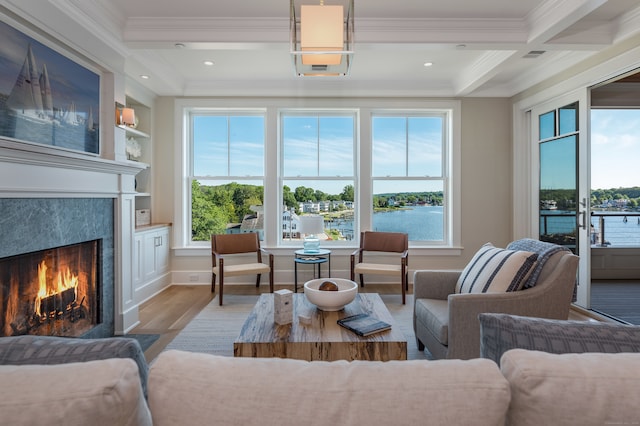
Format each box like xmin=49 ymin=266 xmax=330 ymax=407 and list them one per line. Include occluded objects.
xmin=327 ymin=205 xmax=444 ymax=242
xmin=331 ymin=206 xmax=640 ymax=246
xmin=541 ymin=210 xmax=640 ymax=247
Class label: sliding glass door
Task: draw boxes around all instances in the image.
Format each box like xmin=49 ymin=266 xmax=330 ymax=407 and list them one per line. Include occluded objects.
xmin=532 ymin=92 xmax=590 ymax=308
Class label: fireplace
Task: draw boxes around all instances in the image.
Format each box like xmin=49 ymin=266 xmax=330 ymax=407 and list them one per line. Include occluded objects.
xmin=0 ymin=198 xmax=114 ymax=338
xmin=1 ymin=240 xmax=101 ymax=337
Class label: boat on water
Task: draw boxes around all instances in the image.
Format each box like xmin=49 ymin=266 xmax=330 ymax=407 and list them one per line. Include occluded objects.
xmin=540 ymin=200 xmax=558 ymax=210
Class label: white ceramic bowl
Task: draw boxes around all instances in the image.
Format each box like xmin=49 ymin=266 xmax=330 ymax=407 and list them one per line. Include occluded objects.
xmin=304 ymin=278 xmax=358 ymax=311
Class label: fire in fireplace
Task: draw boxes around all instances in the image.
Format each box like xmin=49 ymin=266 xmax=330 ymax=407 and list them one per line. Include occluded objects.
xmin=0 ymin=240 xmax=101 ymax=337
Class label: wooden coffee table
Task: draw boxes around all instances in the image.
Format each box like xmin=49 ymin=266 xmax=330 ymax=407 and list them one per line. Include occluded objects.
xmin=234 ymin=292 xmax=407 ymax=361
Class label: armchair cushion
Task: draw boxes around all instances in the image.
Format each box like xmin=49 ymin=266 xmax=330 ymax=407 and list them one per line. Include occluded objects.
xmin=455 ymin=243 xmax=538 ymax=294
xmin=414 ymin=298 xmax=449 ymax=345
xmin=212 ymin=262 xmax=270 ymax=277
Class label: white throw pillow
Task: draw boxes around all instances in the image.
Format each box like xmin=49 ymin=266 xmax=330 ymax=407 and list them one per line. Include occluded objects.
xmin=456 ymin=243 xmax=537 ymax=293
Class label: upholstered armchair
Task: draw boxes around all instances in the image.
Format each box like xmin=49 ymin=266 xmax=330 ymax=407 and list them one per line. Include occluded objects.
xmin=413 ymin=240 xmax=579 ymax=360
xmin=211 ymin=232 xmax=274 ymax=305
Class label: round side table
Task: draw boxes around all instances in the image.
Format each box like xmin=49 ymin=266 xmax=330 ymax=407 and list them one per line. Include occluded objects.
xmin=294 ymin=249 xmax=332 ymax=293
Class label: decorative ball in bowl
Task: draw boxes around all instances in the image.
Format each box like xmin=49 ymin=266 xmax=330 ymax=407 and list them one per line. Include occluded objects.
xmin=304 ymin=278 xmax=358 ymax=311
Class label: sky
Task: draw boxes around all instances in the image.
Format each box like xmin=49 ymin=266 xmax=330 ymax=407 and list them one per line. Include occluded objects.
xmin=590 ymin=109 xmax=640 ymax=190
xmin=192 ymin=110 xmax=639 ymax=194
xmin=193 ymin=114 xmax=445 ymax=196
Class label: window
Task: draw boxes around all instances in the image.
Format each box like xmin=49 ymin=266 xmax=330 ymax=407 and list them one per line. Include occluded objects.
xmin=190 ymin=112 xmax=265 ymax=242
xmin=177 ymin=99 xmax=459 ymax=252
xmin=371 ymin=113 xmax=449 ymax=243
xmin=280 ymin=112 xmax=356 ymax=245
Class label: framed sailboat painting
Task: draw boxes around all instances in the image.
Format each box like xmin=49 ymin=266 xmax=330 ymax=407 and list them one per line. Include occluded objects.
xmin=0 ymin=19 xmax=100 ymax=154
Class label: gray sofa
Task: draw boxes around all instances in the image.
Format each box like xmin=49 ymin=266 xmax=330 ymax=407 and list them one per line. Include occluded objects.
xmin=413 ymin=241 xmax=579 ymax=359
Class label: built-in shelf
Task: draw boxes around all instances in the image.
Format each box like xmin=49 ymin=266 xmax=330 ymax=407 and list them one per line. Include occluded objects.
xmin=126 ymin=159 xmax=150 ymax=168
xmin=117 ymin=125 xmax=150 ymax=139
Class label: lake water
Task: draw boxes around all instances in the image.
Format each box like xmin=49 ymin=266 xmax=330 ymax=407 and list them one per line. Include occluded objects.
xmin=328 ymin=205 xmax=444 ymax=242
xmin=330 ymin=206 xmax=640 ymax=246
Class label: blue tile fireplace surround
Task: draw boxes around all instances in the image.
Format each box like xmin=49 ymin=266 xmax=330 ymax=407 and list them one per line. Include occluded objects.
xmin=0 ymin=198 xmax=115 ymax=338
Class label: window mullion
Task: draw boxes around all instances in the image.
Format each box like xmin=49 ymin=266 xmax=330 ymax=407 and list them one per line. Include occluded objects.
xmin=227 ymin=116 xmax=231 ymax=176
xmin=316 ymin=116 xmax=321 ymax=176
xmin=405 ymin=117 xmax=409 ymax=177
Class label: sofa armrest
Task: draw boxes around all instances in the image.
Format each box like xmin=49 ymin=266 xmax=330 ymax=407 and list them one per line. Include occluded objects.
xmin=413 ymin=270 xmax=460 ymax=300
xmin=479 ymin=313 xmax=640 ymax=365
xmin=0 ymin=335 xmax=149 ymax=397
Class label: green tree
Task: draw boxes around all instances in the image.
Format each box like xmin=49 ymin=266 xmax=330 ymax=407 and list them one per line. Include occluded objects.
xmin=340 ymin=184 xmax=354 ymax=202
xmin=283 ymin=185 xmax=298 ymax=211
xmin=191 ymin=181 xmax=229 ymax=241
xmin=294 ymin=186 xmax=315 ymax=202
xmin=314 ymin=189 xmax=328 ymax=201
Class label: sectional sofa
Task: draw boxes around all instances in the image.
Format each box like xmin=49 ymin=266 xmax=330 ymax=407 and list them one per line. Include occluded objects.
xmin=1 ymin=316 xmax=640 ymax=426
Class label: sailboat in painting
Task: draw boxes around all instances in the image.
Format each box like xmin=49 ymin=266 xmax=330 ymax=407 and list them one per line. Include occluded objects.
xmin=0 ymin=17 xmax=100 ymax=153
xmin=6 ymin=44 xmax=50 ymax=124
xmin=7 ymin=43 xmax=91 ymax=130
xmin=39 ymin=64 xmax=54 ymax=120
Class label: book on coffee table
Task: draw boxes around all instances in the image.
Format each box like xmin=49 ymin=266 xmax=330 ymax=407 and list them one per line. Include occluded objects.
xmin=337 ymin=313 xmax=392 ymax=337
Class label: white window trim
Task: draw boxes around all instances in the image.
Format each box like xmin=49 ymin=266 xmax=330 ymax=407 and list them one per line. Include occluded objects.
xmin=173 ymin=98 xmax=461 ymax=255
xmin=369 ymin=109 xmax=453 ymax=247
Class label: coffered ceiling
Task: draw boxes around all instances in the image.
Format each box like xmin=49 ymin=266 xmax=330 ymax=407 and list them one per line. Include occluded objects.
xmin=18 ymin=0 xmax=640 ymax=97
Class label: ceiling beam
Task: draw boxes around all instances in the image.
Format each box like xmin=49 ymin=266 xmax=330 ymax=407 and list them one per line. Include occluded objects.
xmin=526 ymin=0 xmax=607 ymax=45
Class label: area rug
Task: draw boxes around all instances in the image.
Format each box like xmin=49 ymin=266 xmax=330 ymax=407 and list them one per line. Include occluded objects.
xmin=164 ymin=293 xmax=431 ymax=360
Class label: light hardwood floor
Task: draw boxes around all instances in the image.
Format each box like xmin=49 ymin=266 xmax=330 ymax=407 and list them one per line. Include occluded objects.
xmin=132 ymin=282 xmax=604 ymax=362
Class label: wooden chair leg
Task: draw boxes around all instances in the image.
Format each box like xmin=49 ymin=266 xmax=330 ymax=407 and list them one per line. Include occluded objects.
xmin=269 ymin=270 xmax=274 ymax=293
xmin=219 ymin=276 xmax=224 ymax=306
xmin=402 ymin=273 xmax=408 ymax=304
xmin=211 ymin=273 xmax=216 ymax=293
xmin=255 ymin=274 xmax=261 ymax=288
xmin=359 ymin=274 xmax=365 ymax=287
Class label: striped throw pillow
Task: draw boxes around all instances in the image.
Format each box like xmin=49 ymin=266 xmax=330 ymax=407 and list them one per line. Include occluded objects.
xmin=456 ymin=243 xmax=538 ymax=294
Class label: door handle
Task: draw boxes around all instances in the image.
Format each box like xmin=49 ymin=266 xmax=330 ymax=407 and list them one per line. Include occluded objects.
xmin=577 ymin=210 xmax=586 ymax=230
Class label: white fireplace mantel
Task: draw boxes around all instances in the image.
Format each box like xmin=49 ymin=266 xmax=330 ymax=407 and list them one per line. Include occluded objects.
xmin=0 ymin=140 xmax=144 ymax=197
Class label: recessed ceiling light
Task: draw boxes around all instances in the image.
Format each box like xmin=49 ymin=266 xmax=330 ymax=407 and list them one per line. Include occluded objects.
xmin=140 ymin=75 xmax=150 ymax=79
xmin=203 ymin=60 xmax=214 ymax=66
xmin=423 ymin=62 xmax=433 ymax=67
xmin=174 ymin=43 xmax=185 ymax=49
